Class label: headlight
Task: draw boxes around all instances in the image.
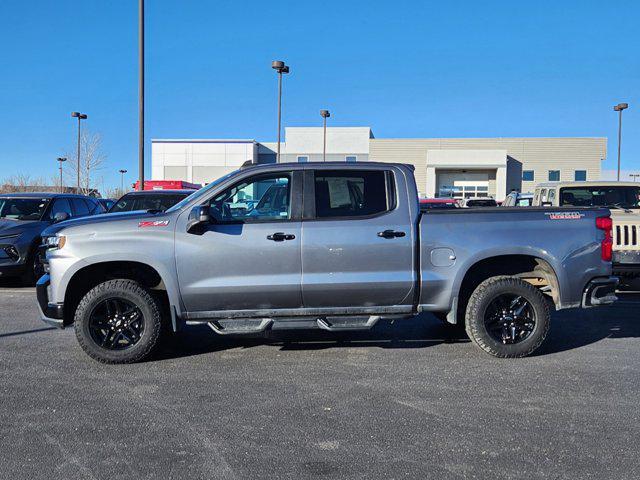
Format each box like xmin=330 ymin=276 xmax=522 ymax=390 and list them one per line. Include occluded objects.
xmin=43 ymin=235 xmax=66 ymax=250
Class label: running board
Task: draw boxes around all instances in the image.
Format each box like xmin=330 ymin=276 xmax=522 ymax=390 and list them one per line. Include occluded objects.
xmin=316 ymin=316 xmax=380 ymax=332
xmin=206 ymin=318 xmax=273 ymax=335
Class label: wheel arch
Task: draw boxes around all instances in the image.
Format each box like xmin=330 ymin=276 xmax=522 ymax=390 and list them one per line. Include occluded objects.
xmin=446 ymin=253 xmax=560 ymax=325
xmin=62 ymin=260 xmax=179 ymax=326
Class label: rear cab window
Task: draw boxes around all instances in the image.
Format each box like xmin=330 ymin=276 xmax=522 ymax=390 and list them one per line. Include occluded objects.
xmin=312 ymin=169 xmax=395 ymax=219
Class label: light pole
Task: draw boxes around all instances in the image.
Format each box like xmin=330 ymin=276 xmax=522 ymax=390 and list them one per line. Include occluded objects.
xmin=320 ymin=110 xmax=330 ymax=162
xmin=119 ymin=169 xmax=128 ymax=193
xmin=630 ymin=174 xmax=640 ymax=182
xmin=613 ymin=102 xmax=629 ymax=181
xmin=71 ymin=112 xmax=87 ymax=191
xmin=57 ymin=157 xmax=67 ymax=193
xmin=138 ymin=0 xmax=145 ymax=191
xmin=272 ymin=60 xmax=290 ymax=163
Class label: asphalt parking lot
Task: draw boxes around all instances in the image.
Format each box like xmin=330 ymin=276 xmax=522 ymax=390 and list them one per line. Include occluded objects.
xmin=1 ymin=284 xmax=639 ymax=480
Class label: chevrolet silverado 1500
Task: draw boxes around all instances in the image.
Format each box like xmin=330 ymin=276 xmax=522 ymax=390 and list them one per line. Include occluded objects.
xmin=37 ymin=162 xmax=617 ymax=363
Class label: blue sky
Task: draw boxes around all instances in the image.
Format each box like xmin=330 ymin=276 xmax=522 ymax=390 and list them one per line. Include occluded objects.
xmin=0 ymin=0 xmax=638 ymax=190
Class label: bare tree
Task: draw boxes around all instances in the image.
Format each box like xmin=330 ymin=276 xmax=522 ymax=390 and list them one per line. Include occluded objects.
xmin=0 ymin=174 xmax=48 ymax=193
xmin=64 ymin=130 xmax=107 ymax=195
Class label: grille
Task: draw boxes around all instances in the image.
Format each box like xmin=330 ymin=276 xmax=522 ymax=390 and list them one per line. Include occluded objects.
xmin=613 ymin=223 xmax=639 ymax=250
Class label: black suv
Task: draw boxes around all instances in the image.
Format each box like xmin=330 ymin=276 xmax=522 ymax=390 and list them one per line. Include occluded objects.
xmin=0 ymin=193 xmax=104 ymax=284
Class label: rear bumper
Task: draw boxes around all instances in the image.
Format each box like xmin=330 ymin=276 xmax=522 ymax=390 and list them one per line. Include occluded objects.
xmin=36 ymin=274 xmax=65 ymax=328
xmin=581 ymin=277 xmax=619 ymax=308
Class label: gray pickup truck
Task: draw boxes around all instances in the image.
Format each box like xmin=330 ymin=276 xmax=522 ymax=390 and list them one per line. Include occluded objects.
xmin=37 ymin=162 xmax=618 ymax=363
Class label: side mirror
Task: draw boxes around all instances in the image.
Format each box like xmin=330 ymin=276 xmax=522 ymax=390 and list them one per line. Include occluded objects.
xmin=187 ymin=205 xmax=211 ymax=233
xmin=53 ymin=212 xmax=69 ymax=223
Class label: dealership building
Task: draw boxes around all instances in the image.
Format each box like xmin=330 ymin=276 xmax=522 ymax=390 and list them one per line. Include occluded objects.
xmin=151 ymin=127 xmax=606 ymax=200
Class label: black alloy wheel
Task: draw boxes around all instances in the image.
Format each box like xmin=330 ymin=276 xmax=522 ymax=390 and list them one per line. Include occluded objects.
xmin=483 ymin=294 xmax=536 ymax=344
xmin=88 ymin=298 xmax=145 ymax=350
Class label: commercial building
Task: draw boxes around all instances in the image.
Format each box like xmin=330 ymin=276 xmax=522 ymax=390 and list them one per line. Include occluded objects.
xmin=152 ymin=128 xmax=606 ymax=201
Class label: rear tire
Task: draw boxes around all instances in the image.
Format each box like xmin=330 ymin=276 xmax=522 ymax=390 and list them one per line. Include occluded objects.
xmin=465 ymin=276 xmax=550 ymax=358
xmin=74 ymin=279 xmax=163 ymax=364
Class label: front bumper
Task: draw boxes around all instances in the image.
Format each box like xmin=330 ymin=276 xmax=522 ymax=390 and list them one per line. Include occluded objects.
xmin=581 ymin=277 xmax=619 ymax=308
xmin=36 ymin=274 xmax=65 ymax=328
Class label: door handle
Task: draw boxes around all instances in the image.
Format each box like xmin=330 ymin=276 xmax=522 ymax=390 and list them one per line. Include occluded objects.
xmin=267 ymin=232 xmax=296 ymax=241
xmin=377 ymin=229 xmax=406 ymax=239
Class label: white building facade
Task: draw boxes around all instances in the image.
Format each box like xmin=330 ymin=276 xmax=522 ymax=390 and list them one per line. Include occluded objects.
xmin=151 ymin=128 xmax=606 ymax=200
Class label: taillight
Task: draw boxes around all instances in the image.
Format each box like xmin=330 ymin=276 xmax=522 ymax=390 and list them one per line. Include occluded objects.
xmin=596 ymin=215 xmax=613 ymax=261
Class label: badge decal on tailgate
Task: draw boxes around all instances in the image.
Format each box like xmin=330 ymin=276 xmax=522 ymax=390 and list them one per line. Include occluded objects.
xmin=545 ymin=212 xmax=585 ymax=220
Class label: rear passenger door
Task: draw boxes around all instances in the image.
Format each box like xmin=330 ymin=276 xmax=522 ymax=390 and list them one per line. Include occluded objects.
xmin=300 ymin=168 xmax=415 ymax=309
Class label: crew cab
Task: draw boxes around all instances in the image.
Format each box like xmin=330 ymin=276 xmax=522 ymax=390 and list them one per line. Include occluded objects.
xmin=37 ymin=162 xmax=617 ymax=363
xmin=534 ymin=181 xmax=640 ymax=289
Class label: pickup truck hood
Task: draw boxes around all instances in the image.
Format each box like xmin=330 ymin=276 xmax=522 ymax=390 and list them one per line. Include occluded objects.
xmin=0 ymin=219 xmax=49 ymax=238
xmin=41 ymin=210 xmax=165 ymax=237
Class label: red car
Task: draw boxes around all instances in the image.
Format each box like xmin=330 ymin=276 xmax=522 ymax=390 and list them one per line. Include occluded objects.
xmin=419 ymin=198 xmax=460 ymax=209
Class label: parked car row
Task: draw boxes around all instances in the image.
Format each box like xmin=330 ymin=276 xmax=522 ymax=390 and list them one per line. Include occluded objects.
xmin=36 ymin=161 xmax=618 ymax=364
xmin=0 ymin=188 xmax=197 ymax=285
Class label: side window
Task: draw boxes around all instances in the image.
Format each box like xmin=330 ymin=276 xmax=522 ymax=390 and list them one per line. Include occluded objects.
xmin=314 ymin=170 xmax=392 ymax=219
xmin=85 ymin=198 xmax=102 ymax=214
xmin=49 ymin=198 xmax=73 ymax=220
xmin=71 ymin=198 xmax=90 ymax=217
xmin=208 ymin=173 xmax=291 ymax=222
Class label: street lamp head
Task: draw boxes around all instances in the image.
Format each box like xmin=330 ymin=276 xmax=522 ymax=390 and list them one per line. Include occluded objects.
xmin=57 ymin=157 xmax=67 ymax=162
xmin=320 ymin=109 xmax=330 ymax=118
xmin=614 ymin=103 xmax=629 ymax=111
xmin=80 ymin=114 xmax=87 ymax=119
xmin=119 ymin=169 xmax=127 ymax=174
xmin=71 ymin=112 xmax=80 ymax=118
xmin=272 ymin=60 xmax=289 ymax=74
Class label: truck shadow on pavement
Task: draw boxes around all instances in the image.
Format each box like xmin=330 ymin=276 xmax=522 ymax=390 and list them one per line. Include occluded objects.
xmin=154 ymin=315 xmax=471 ymax=361
xmin=154 ymin=296 xmax=640 ymax=361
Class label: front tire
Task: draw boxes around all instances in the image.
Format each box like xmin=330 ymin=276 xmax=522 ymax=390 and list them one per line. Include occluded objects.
xmin=465 ymin=276 xmax=550 ymax=358
xmin=74 ymin=279 xmax=162 ymax=364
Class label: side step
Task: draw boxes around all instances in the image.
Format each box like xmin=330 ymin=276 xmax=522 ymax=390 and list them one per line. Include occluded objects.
xmin=206 ymin=318 xmax=273 ymax=335
xmin=316 ymin=316 xmax=380 ymax=332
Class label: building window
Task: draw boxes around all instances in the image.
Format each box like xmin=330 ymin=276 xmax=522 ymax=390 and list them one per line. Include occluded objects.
xmin=297 ymin=156 xmax=308 ymax=163
xmin=574 ymin=170 xmax=587 ymax=181
xmin=548 ymin=170 xmax=560 ymax=182
xmin=522 ymin=170 xmax=534 ymax=181
xmin=345 ymin=155 xmax=357 ymax=162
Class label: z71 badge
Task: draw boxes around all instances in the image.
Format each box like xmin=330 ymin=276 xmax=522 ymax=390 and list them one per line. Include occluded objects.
xmin=139 ymin=220 xmax=170 ymax=228
xmin=545 ymin=212 xmax=585 ymax=220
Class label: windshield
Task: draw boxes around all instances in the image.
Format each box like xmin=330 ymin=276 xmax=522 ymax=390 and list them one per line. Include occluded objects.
xmin=560 ymin=186 xmax=640 ymax=209
xmin=0 ymin=197 xmax=50 ymax=221
xmin=165 ymin=169 xmax=240 ymax=213
xmin=109 ymin=193 xmax=189 ymax=213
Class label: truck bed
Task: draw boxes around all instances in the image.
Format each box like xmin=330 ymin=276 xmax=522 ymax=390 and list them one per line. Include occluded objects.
xmin=417 ymin=206 xmax=611 ymax=312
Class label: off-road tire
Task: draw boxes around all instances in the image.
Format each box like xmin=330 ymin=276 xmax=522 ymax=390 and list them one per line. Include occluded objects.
xmin=465 ymin=276 xmax=550 ymax=358
xmin=74 ymin=279 xmax=162 ymax=364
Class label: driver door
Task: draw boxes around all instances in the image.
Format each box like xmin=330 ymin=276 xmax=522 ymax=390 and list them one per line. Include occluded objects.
xmin=176 ymin=170 xmax=303 ymax=313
